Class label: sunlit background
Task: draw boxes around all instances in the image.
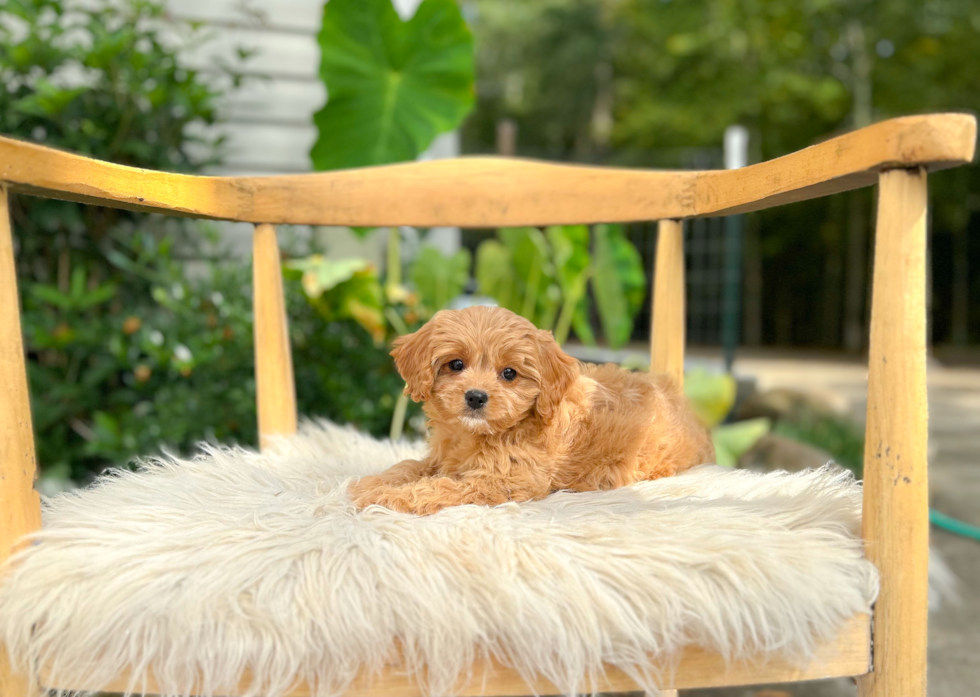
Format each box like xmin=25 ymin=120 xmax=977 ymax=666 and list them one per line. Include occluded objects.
xmin=2 ymin=0 xmax=979 ymax=694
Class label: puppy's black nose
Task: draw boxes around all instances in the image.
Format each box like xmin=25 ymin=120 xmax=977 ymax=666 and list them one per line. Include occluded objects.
xmin=465 ymin=389 xmax=489 ymax=410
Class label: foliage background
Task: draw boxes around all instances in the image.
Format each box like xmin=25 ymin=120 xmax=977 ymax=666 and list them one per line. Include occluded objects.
xmin=6 ymin=0 xmax=978 ymax=484
xmin=463 ymin=0 xmax=980 ymax=350
xmin=3 ymin=0 xmax=416 ymax=483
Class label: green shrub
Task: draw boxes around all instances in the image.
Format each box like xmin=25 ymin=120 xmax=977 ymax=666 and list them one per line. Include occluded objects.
xmin=475 ymin=224 xmax=646 ymax=348
xmin=1 ymin=0 xmax=233 ymax=280
xmin=27 ymin=228 xmax=417 ymax=482
xmin=5 ymin=0 xmax=416 ymax=482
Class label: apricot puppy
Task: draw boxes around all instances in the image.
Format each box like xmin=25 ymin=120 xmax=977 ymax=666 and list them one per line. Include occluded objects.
xmin=350 ymin=306 xmax=714 ymax=515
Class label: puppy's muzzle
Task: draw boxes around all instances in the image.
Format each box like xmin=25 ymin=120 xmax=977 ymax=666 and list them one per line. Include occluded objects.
xmin=465 ymin=389 xmax=489 ymax=411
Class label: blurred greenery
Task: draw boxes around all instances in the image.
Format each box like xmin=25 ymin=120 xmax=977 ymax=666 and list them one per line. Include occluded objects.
xmin=475 ymin=224 xmax=645 ymax=347
xmin=285 ymin=256 xmax=388 ymax=344
xmin=4 ymin=0 xmax=417 ymax=482
xmin=545 ymin=225 xmax=593 ymax=345
xmin=684 ymin=369 xmax=737 ymax=428
xmin=591 ymin=223 xmax=645 ymax=349
xmin=476 ymin=227 xmax=563 ymax=337
xmin=683 ymin=369 xmax=865 ymax=471
xmin=467 ymin=0 xmax=980 ymax=161
xmin=465 ymin=0 xmax=980 ymax=348
xmin=304 ymin=0 xmax=648 ymax=351
xmin=0 ymin=0 xmax=235 ymax=167
xmin=410 ymin=245 xmax=472 ymax=319
xmin=712 ymin=418 xmax=772 ymax=468
xmin=26 ymin=228 xmax=416 ymax=482
xmin=683 ymin=370 xmax=770 ymax=467
xmin=8 ymin=0 xmax=971 ymax=483
xmin=301 ymin=0 xmax=480 ymax=442
xmin=288 ymin=224 xmax=647 ymax=379
xmin=0 ymin=0 xmax=231 ymax=289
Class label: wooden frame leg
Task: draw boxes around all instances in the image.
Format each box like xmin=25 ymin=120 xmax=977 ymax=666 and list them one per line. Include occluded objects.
xmin=0 ymin=184 xmax=43 ymax=695
xmin=252 ymin=223 xmax=298 ymax=450
xmin=650 ymin=219 xmax=685 ymax=697
xmin=651 ymin=219 xmax=686 ymax=387
xmin=858 ymin=168 xmax=929 ymax=697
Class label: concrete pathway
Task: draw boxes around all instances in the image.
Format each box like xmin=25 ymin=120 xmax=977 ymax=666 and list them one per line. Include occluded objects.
xmin=688 ymin=352 xmax=980 ymax=697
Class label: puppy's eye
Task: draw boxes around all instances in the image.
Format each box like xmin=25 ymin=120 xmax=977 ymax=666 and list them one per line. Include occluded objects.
xmin=501 ymin=367 xmax=517 ymax=381
xmin=448 ymin=359 xmax=465 ymax=372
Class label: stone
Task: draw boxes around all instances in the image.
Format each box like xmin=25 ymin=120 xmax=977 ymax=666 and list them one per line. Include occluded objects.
xmin=738 ymin=433 xmax=835 ymax=473
xmin=735 ymin=387 xmax=848 ymax=423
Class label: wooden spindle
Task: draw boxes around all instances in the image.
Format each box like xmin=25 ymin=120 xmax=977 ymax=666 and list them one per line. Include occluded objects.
xmin=0 ymin=184 xmax=42 ymax=696
xmin=651 ymin=219 xmax=686 ymax=387
xmin=857 ymin=168 xmax=929 ymax=697
xmin=252 ymin=223 xmax=298 ymax=450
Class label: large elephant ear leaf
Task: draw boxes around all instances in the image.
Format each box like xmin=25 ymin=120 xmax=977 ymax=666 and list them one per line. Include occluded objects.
xmin=311 ymin=0 xmax=475 ymax=171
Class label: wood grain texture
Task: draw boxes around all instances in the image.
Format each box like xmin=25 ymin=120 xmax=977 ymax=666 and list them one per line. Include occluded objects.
xmin=252 ymin=224 xmax=298 ymax=449
xmin=0 ymin=114 xmax=973 ymax=227
xmin=651 ymin=219 xmax=686 ymax=387
xmin=0 ymin=185 xmax=43 ymax=697
xmin=44 ymin=614 xmax=870 ymax=697
xmin=857 ymin=169 xmax=930 ymax=697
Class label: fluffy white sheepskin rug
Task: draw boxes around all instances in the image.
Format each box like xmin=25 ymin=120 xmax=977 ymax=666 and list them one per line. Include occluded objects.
xmin=0 ymin=421 xmax=877 ymax=697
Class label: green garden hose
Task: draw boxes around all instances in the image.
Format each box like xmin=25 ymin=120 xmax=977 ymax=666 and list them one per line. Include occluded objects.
xmin=930 ymin=508 xmax=980 ymax=542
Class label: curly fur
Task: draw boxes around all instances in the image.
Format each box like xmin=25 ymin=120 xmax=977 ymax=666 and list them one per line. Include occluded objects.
xmin=0 ymin=422 xmax=877 ymax=696
xmin=350 ymin=307 xmax=715 ymax=515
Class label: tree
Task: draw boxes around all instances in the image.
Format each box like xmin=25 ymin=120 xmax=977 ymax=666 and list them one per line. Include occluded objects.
xmin=615 ymin=0 xmax=980 ymax=349
xmin=464 ymin=0 xmax=621 ymax=161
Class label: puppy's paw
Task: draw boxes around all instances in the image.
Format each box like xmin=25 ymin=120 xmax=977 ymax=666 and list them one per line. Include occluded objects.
xmin=349 ymin=478 xmax=419 ymax=514
xmin=349 ymin=475 xmax=384 ymax=509
xmin=350 ymin=486 xmax=416 ymax=514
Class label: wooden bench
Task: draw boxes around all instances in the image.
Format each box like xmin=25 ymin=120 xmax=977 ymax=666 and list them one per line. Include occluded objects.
xmin=1 ymin=113 xmax=976 ymax=696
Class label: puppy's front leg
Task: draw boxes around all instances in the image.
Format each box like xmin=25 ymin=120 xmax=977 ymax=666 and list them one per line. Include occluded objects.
xmin=352 ymin=473 xmax=546 ymax=516
xmin=349 ymin=458 xmax=434 ymax=502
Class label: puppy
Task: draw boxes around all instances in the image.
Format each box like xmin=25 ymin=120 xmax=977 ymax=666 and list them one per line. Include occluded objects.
xmin=350 ymin=306 xmax=714 ymax=515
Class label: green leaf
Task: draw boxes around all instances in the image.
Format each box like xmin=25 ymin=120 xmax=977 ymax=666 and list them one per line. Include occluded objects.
xmin=571 ymin=299 xmax=597 ymax=345
xmin=409 ymin=245 xmax=471 ymax=317
xmin=310 ymin=0 xmax=475 ymax=170
xmin=84 ymin=411 xmax=123 ymax=456
xmin=69 ymin=266 xmax=86 ymax=299
xmin=30 ymin=284 xmax=73 ymax=310
xmin=498 ymin=227 xmax=559 ymax=326
xmin=546 ymin=225 xmax=590 ymax=295
xmin=328 ymin=275 xmax=385 ymax=340
xmin=286 ymin=254 xmax=388 ymax=341
xmin=546 ymin=225 xmax=591 ymax=344
xmin=285 ymin=255 xmax=370 ymax=299
xmin=77 ymin=283 xmax=117 ymax=309
xmin=712 ymin=418 xmax=771 ymax=467
xmin=475 ymin=239 xmax=518 ymax=312
xmin=607 ymin=224 xmax=646 ymax=317
xmin=592 ymin=223 xmax=645 ymax=348
xmin=10 ymin=79 xmax=86 ymax=117
xmin=684 ymin=369 xmax=737 ymax=428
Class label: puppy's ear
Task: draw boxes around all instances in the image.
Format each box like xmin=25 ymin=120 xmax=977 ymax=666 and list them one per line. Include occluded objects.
xmin=391 ymin=318 xmax=438 ymax=402
xmin=533 ymin=329 xmax=579 ymax=423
